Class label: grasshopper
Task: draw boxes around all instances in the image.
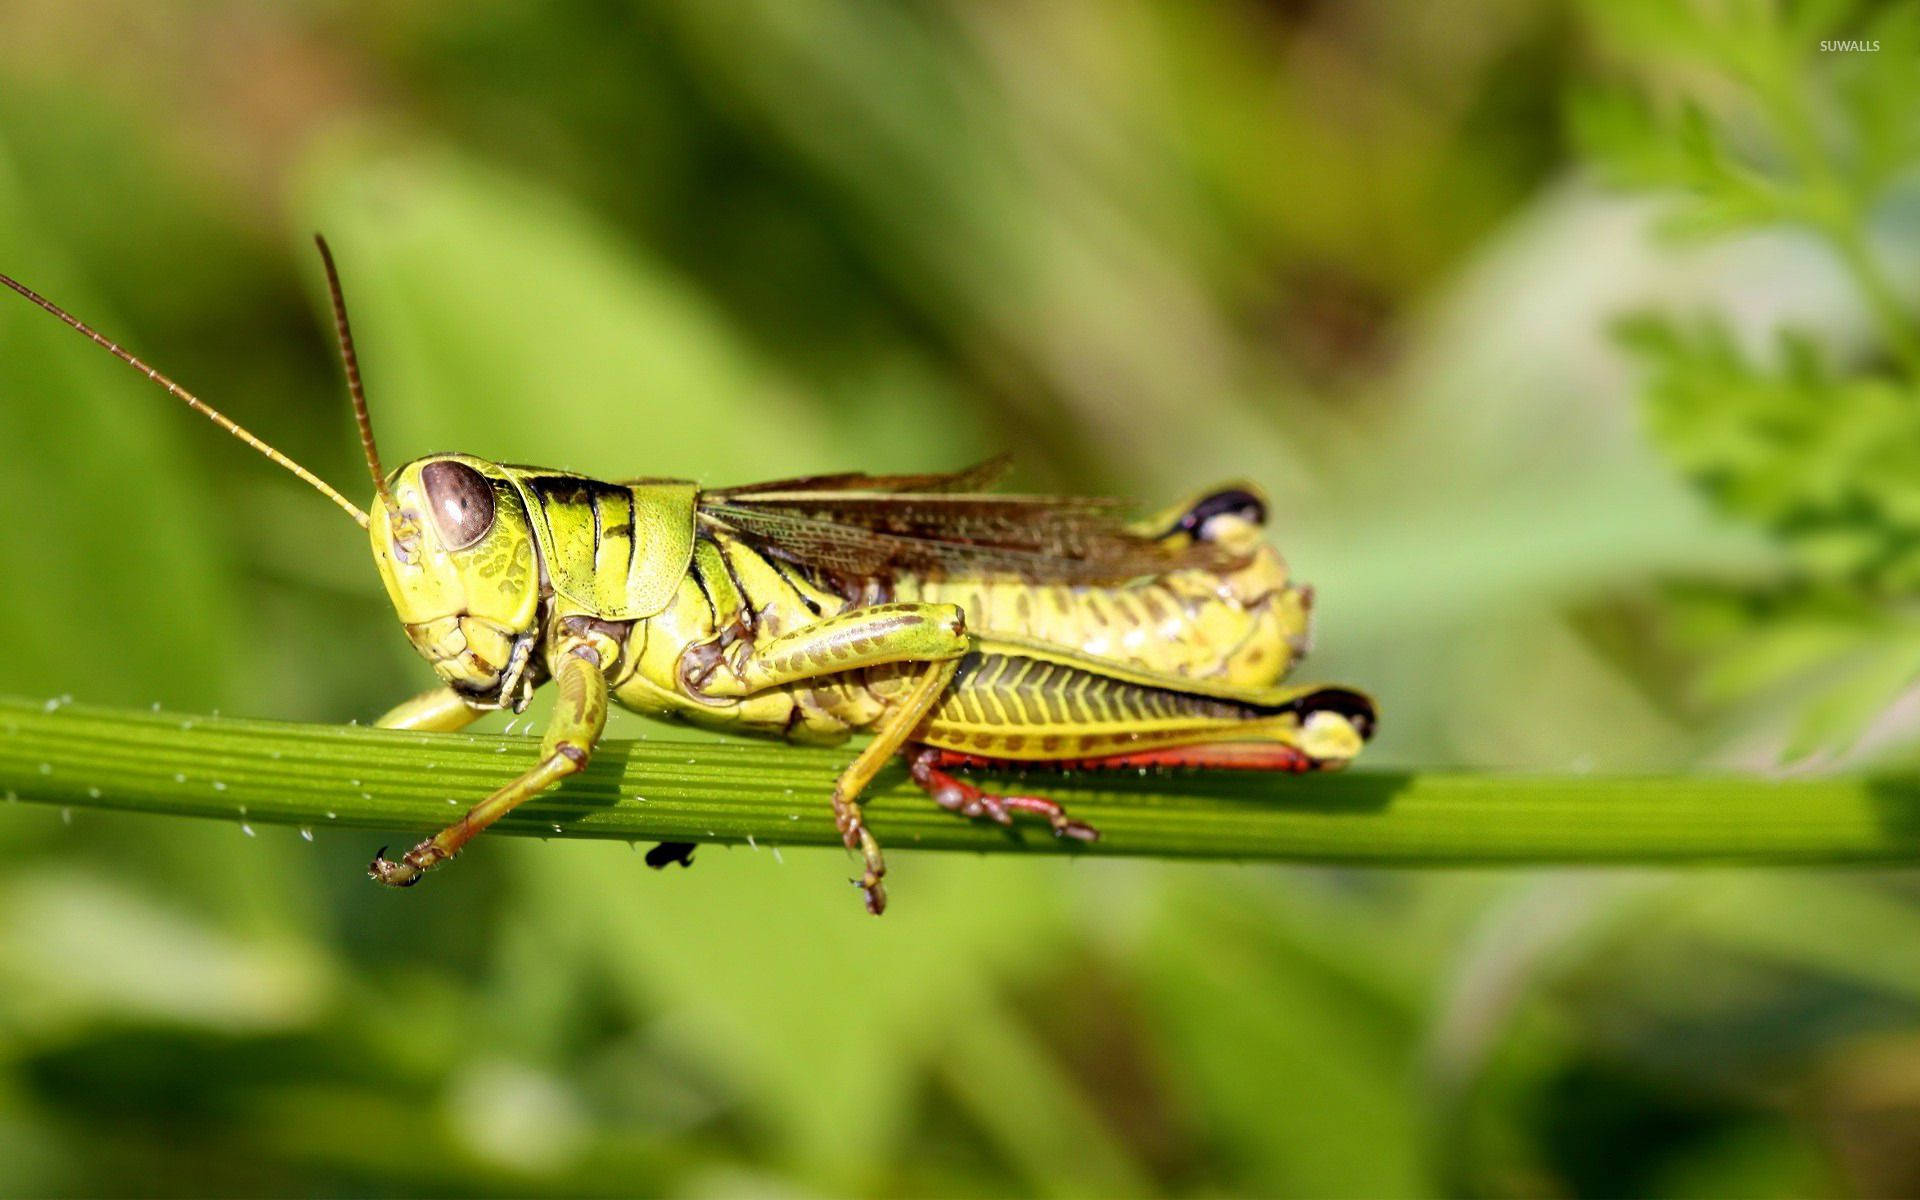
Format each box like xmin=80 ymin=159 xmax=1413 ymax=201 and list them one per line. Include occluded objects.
xmin=0 ymin=238 xmax=1376 ymax=914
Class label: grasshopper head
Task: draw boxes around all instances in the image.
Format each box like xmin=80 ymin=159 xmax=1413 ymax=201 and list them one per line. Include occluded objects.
xmin=0 ymin=237 xmax=550 ymax=710
xmin=370 ymin=454 xmax=542 ymax=706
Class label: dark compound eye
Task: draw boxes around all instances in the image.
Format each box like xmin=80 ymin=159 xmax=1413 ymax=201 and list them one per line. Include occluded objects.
xmin=421 ymin=460 xmax=496 ymax=550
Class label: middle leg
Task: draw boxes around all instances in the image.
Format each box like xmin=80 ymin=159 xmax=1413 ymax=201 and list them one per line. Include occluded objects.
xmin=665 ymin=601 xmax=975 ymax=914
xmin=829 ymin=657 xmax=960 ymax=915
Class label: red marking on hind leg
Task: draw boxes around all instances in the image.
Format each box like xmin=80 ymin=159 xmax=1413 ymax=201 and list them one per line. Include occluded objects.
xmin=1073 ymin=743 xmax=1317 ymax=771
xmin=907 ymin=747 xmax=1099 ymax=842
xmin=923 ymin=743 xmax=1317 ymax=773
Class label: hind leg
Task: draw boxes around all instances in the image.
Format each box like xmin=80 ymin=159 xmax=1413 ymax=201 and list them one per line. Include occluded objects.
xmin=906 ymin=747 xmax=1099 ymax=842
xmin=906 ymin=733 xmax=1345 ymax=843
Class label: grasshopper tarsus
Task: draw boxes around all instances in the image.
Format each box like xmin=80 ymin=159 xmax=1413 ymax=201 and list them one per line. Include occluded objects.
xmin=1051 ymin=814 xmax=1101 ymax=843
xmin=368 ymin=844 xmax=433 ymax=887
xmin=853 ymin=873 xmax=887 ymax=916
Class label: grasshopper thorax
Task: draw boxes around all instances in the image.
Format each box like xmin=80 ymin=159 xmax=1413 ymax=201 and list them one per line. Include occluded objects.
xmin=371 ymin=453 xmax=543 ymax=707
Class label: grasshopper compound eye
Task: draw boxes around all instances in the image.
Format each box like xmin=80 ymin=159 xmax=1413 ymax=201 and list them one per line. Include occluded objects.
xmin=422 ymin=460 xmax=495 ymax=549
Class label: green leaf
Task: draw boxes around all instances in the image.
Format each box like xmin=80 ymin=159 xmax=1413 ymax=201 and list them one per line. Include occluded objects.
xmin=1666 ymin=584 xmax=1886 ymax=704
xmin=1782 ymin=626 xmax=1920 ymax=760
xmin=1626 ymin=315 xmax=1920 ymax=589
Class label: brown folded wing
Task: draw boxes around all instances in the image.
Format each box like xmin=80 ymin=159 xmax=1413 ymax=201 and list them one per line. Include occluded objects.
xmin=699 ymin=457 xmax=1239 ymax=583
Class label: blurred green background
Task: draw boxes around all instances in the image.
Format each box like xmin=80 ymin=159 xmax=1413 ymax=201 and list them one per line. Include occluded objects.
xmin=4 ymin=0 xmax=1920 ymax=1194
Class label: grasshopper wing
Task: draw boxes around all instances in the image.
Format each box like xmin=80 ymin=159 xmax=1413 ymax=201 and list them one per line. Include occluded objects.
xmin=698 ymin=458 xmax=1241 ymax=584
xmin=707 ymin=454 xmax=1013 ymax=497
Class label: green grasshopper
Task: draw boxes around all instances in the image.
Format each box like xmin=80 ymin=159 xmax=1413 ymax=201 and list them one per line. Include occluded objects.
xmin=1 ymin=238 xmax=1376 ymax=914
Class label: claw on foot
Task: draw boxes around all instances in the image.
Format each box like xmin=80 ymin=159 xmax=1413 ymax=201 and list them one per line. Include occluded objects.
xmin=368 ymin=841 xmax=443 ymax=887
xmin=832 ymin=800 xmax=889 ymax=915
xmin=908 ymin=748 xmax=1101 ymax=843
xmin=367 ymin=847 xmax=419 ymax=887
xmin=854 ymin=872 xmax=888 ymax=916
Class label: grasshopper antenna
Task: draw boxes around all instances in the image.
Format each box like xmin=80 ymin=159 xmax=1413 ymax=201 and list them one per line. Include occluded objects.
xmin=0 ymin=269 xmax=372 ymax=529
xmin=312 ymin=234 xmax=392 ymax=514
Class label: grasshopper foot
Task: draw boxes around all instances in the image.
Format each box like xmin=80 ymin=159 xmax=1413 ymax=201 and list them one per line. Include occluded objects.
xmin=367 ymin=839 xmax=447 ymax=887
xmin=849 ymin=829 xmax=888 ymax=915
xmin=831 ymin=793 xmax=889 ymax=915
xmin=367 ymin=847 xmax=420 ymax=887
xmin=908 ymin=747 xmax=1100 ymax=843
xmin=852 ymin=869 xmax=887 ymax=916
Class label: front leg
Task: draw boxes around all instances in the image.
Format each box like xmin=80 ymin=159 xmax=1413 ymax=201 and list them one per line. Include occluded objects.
xmin=376 ymin=685 xmax=487 ymax=733
xmin=369 ymin=637 xmax=610 ymax=887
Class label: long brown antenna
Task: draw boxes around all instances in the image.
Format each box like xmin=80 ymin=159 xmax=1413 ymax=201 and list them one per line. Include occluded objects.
xmin=0 ymin=270 xmax=371 ymax=529
xmin=312 ymin=234 xmax=391 ymax=512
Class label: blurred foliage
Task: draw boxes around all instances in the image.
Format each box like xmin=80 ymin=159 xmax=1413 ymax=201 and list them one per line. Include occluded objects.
xmin=1579 ymin=0 xmax=1920 ymax=760
xmin=4 ymin=0 xmax=1920 ymax=1196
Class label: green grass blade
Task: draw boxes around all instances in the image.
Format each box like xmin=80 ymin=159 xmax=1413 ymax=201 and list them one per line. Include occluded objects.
xmin=4 ymin=696 xmax=1920 ymax=863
